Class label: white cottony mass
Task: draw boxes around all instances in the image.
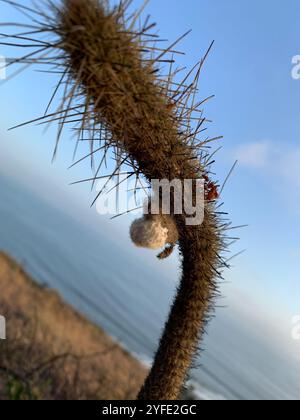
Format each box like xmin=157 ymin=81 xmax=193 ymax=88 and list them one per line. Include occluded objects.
xmin=0 ymin=315 xmax=6 ymax=340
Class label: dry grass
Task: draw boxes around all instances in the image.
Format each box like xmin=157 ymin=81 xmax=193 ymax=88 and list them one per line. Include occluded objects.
xmin=0 ymin=252 xmax=146 ymax=400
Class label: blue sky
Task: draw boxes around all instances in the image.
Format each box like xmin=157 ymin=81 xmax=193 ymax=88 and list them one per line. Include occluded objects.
xmin=0 ymin=0 xmax=300 ymax=358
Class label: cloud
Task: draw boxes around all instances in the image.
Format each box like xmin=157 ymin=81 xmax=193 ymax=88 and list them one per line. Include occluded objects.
xmin=234 ymin=141 xmax=271 ymax=168
xmin=281 ymin=148 xmax=300 ymax=189
xmin=233 ymin=140 xmax=300 ymax=194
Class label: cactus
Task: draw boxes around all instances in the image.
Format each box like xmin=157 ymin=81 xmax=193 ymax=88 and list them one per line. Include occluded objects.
xmin=1 ymin=0 xmax=231 ymax=400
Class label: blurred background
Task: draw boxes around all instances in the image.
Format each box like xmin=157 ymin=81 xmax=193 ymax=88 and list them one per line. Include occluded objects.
xmin=0 ymin=0 xmax=300 ymax=400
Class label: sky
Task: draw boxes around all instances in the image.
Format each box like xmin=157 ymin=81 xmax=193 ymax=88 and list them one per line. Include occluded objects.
xmin=0 ymin=0 xmax=300 ymax=360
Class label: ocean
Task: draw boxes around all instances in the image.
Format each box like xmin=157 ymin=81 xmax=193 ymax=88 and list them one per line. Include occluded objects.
xmin=0 ymin=173 xmax=299 ymax=400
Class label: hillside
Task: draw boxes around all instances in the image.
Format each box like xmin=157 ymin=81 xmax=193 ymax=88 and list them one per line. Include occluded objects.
xmin=0 ymin=252 xmax=146 ymax=400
